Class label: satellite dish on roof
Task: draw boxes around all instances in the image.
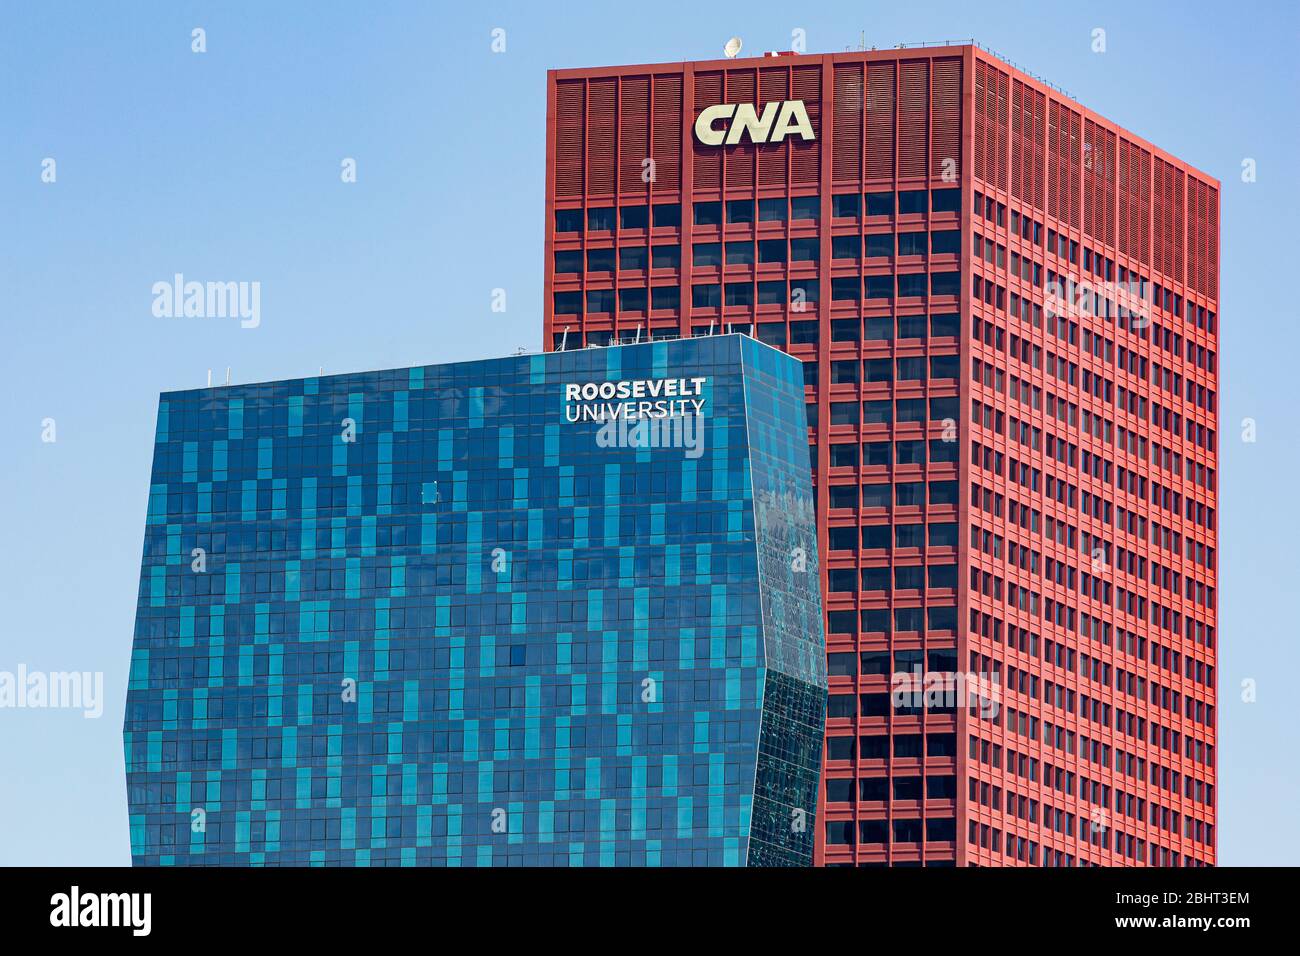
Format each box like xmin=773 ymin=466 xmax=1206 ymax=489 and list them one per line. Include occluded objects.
xmin=724 ymin=36 xmax=742 ymax=58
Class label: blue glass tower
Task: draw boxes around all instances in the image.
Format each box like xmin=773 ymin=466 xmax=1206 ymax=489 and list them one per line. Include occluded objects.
xmin=124 ymin=334 xmax=826 ymax=866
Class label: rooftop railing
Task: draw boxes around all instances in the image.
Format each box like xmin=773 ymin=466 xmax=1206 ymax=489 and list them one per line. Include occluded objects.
xmin=843 ymin=37 xmax=1077 ymax=102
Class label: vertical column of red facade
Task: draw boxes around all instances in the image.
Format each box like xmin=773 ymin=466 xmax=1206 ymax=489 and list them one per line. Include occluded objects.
xmin=815 ymin=51 xmax=966 ymax=868
xmin=963 ymin=50 xmax=1217 ymax=866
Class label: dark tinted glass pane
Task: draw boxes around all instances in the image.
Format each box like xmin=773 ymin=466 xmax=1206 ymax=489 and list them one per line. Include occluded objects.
xmin=897 ymin=190 xmax=926 ymax=214
xmin=587 ymin=207 xmax=615 ymax=231
xmin=693 ymin=201 xmax=721 ymax=225
xmin=652 ymin=203 xmax=681 ymax=227
xmin=865 ymin=192 xmax=894 ymax=216
xmin=619 ymin=205 xmax=648 ymax=229
xmin=555 ymin=209 xmax=582 ymax=232
xmin=726 ymin=199 xmax=754 ymax=224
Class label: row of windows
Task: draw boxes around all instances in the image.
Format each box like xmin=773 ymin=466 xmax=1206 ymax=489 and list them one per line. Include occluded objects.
xmin=555 ymin=233 xmax=959 ymax=275
xmin=549 ymin=313 xmax=963 ymax=353
xmin=823 ymin=355 xmax=960 ymax=385
xmin=831 ymin=230 xmax=961 ymax=260
xmin=831 ymin=188 xmax=962 ymax=218
xmin=828 ymin=272 xmax=962 ymax=301
xmin=555 ymin=280 xmax=968 ymax=323
xmin=825 ymin=817 xmax=957 ymax=846
xmin=555 ymin=246 xmax=680 ymax=273
xmin=551 ymin=189 xmax=963 ymax=235
xmin=827 ymin=563 xmax=958 ymax=594
xmin=826 ymin=731 xmax=957 ymax=762
xmin=821 ymin=479 xmax=958 ymax=512
xmin=827 ymin=521 xmax=958 ymax=552
xmin=813 ymin=395 xmax=959 ymax=428
xmin=825 ymin=774 xmax=958 ymax=802
xmin=826 ymin=648 xmax=959 ymax=678
xmin=826 ymin=691 xmax=964 ymax=718
xmin=826 ymin=438 xmax=958 ymax=468
xmin=827 ymin=606 xmax=958 ymax=635
xmin=560 ymin=232 xmax=964 ymax=272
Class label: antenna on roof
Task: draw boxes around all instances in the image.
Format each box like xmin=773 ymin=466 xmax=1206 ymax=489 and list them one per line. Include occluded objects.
xmin=634 ymin=324 xmax=642 ymax=344
xmin=559 ymin=326 xmax=570 ymax=351
xmin=708 ymin=319 xmax=716 ymax=336
xmin=225 ymin=367 xmax=231 ymax=386
xmin=206 ymin=368 xmax=212 ymax=388
xmin=724 ymin=36 xmax=742 ymax=58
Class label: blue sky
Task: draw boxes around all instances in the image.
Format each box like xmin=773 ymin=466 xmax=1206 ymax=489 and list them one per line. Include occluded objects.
xmin=1 ymin=0 xmax=1295 ymax=866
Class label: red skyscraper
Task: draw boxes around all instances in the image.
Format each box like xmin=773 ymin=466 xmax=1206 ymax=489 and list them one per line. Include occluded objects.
xmin=543 ymin=43 xmax=1218 ymax=866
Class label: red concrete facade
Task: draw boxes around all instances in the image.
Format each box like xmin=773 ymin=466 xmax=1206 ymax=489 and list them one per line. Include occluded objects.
xmin=543 ymin=44 xmax=1218 ymax=867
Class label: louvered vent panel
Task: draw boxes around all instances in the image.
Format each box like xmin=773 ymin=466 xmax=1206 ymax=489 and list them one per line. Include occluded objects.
xmin=1188 ymin=177 xmax=1207 ymax=296
xmin=1049 ymin=102 xmax=1081 ymax=229
xmin=994 ymin=67 xmax=1009 ymax=191
xmin=1154 ymin=159 xmax=1174 ymax=279
xmin=587 ymin=78 xmax=617 ymax=196
xmin=1081 ymin=121 xmax=1116 ymax=246
xmin=1011 ymin=81 xmax=1045 ymax=207
xmin=1138 ymin=147 xmax=1151 ymax=266
xmin=619 ymin=76 xmax=650 ymax=194
xmin=1118 ymin=140 xmax=1138 ymax=261
xmin=1201 ymin=183 xmax=1211 ymax=295
xmin=866 ymin=62 xmax=895 ymax=182
xmin=1031 ymin=89 xmax=1045 ymax=208
xmin=693 ymin=71 xmax=723 ymax=189
xmin=650 ymin=74 xmax=681 ymax=193
xmin=758 ymin=68 xmax=790 ymax=187
xmin=555 ymin=80 xmax=585 ymax=198
xmin=1083 ymin=120 xmax=1101 ymax=241
xmin=898 ymin=60 xmax=928 ymax=180
xmin=1066 ymin=108 xmax=1081 ymax=230
xmin=931 ymin=58 xmax=960 ymax=181
xmin=1047 ymin=101 xmax=1060 ymax=221
xmin=834 ymin=64 xmax=864 ymax=184
xmin=974 ymin=60 xmax=988 ymax=184
xmin=725 ymin=70 xmax=756 ymax=188
xmin=1155 ymin=158 xmax=1187 ymax=284
xmin=1172 ymin=165 xmax=1185 ymax=284
xmin=791 ymin=66 xmax=820 ymax=185
xmin=1102 ymin=128 xmax=1116 ymax=246
xmin=1011 ymin=81 xmax=1027 ymax=201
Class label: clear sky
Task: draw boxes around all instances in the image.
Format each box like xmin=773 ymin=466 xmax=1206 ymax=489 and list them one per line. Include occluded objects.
xmin=1 ymin=0 xmax=1295 ymax=866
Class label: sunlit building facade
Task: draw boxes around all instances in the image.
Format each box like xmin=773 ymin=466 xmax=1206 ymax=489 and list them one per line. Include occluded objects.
xmin=543 ymin=44 xmax=1218 ymax=866
xmin=124 ymin=335 xmax=827 ymax=866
